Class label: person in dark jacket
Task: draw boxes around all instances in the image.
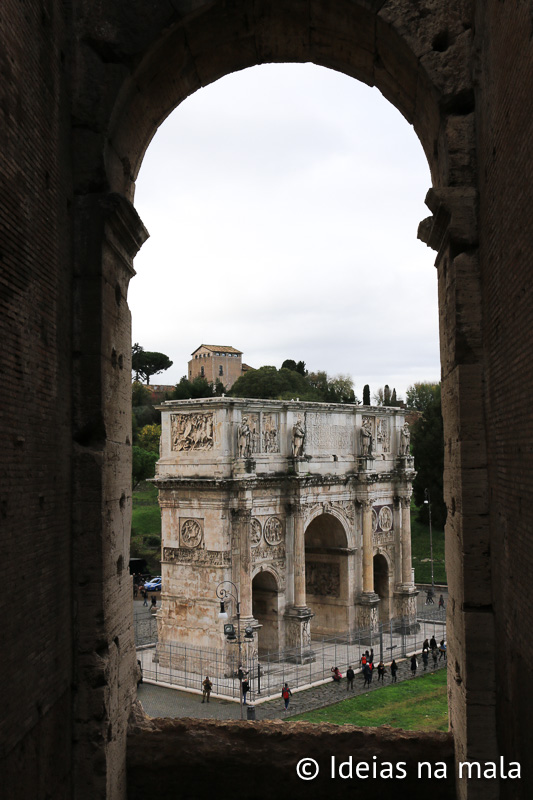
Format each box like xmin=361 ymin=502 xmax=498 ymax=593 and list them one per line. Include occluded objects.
xmin=346 ymin=666 xmax=355 ymax=691
xmin=390 ymin=660 xmax=398 ymax=682
xmin=411 ymin=654 xmax=418 ymax=675
xmin=377 ymin=661 xmax=386 ymax=682
xmin=242 ymin=677 xmax=250 ymax=705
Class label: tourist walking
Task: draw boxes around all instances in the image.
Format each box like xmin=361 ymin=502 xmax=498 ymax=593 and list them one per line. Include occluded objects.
xmin=242 ymin=677 xmax=250 ymax=705
xmin=430 ymin=635 xmax=437 ymax=650
xmin=202 ymin=675 xmax=212 ymax=703
xmin=377 ymin=662 xmax=386 ymax=682
xmin=432 ymin=648 xmax=438 ymax=668
xmin=363 ymin=663 xmax=372 ymax=688
xmin=390 ymin=660 xmax=398 ymax=683
xmin=142 ymin=588 xmax=148 ymax=607
xmin=422 ymin=649 xmax=429 ymax=671
xmin=346 ymin=666 xmax=355 ymax=691
xmin=439 ymin=640 xmax=447 ymax=660
xmin=422 ymin=638 xmax=430 ymax=652
xmin=411 ymin=654 xmax=418 ymax=676
xmin=438 ymin=594 xmax=445 ymax=610
xmin=282 ymin=683 xmax=292 ymax=711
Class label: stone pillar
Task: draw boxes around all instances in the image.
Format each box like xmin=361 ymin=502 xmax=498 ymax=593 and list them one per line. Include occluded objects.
xmin=293 ymin=510 xmax=307 ymax=608
xmin=393 ymin=495 xmax=419 ymax=631
xmin=400 ymin=496 xmax=414 ymax=586
xmin=362 ymin=500 xmax=374 ymax=593
xmin=355 ymin=499 xmax=380 ymax=629
xmin=284 ymin=506 xmax=314 ymax=663
xmin=231 ymin=507 xmax=253 ymax=619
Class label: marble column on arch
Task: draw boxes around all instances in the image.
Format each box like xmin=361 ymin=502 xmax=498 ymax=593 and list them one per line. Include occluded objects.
xmin=354 ymin=498 xmax=380 ymax=630
xmin=393 ymin=494 xmax=419 ymax=630
xmin=284 ymin=505 xmax=315 ymax=664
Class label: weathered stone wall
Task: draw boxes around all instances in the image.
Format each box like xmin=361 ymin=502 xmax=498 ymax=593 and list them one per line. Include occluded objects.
xmin=0 ymin=2 xmax=73 ymax=798
xmin=474 ymin=1 xmax=533 ymax=794
xmin=127 ymin=706 xmax=456 ymax=800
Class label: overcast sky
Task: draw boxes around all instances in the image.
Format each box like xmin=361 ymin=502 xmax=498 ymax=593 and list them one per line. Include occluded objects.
xmin=130 ymin=63 xmax=440 ymax=401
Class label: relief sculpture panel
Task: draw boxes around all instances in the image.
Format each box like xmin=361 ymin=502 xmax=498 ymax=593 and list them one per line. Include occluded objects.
xmin=262 ymin=413 xmax=279 ymax=453
xmin=171 ymin=413 xmax=214 ymax=451
xmin=306 ymin=562 xmax=340 ymax=597
xmin=264 ymin=516 xmax=284 ymax=545
xmin=180 ymin=518 xmax=203 ymax=548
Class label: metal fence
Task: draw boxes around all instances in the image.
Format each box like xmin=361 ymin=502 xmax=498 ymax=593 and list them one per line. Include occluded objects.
xmin=136 ymin=611 xmax=446 ymax=702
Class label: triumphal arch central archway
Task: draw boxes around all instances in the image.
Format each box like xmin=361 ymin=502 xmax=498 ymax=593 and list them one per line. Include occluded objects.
xmin=154 ymin=398 xmax=417 ymax=661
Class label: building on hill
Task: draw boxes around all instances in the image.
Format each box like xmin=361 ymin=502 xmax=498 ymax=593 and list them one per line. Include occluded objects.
xmin=188 ymin=344 xmax=250 ymax=389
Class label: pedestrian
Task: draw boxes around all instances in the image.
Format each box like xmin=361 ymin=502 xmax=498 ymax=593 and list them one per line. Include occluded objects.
xmin=368 ymin=661 xmax=374 ymax=683
xmin=242 ymin=676 xmax=249 ymax=705
xmin=390 ymin=659 xmax=398 ymax=682
xmin=411 ymin=654 xmax=418 ymax=675
xmin=377 ymin=661 xmax=386 ymax=682
xmin=346 ymin=665 xmax=355 ymax=691
xmin=363 ymin=663 xmax=371 ymax=688
xmin=281 ymin=682 xmax=292 ymax=711
xmin=142 ymin=588 xmax=148 ymax=607
xmin=439 ymin=594 xmax=445 ymax=610
xmin=430 ymin=635 xmax=437 ymax=650
xmin=432 ymin=648 xmax=438 ymax=668
xmin=202 ymin=675 xmax=212 ymax=703
xmin=422 ymin=638 xmax=430 ymax=651
xmin=422 ymin=649 xmax=429 ymax=670
xmin=439 ymin=640 xmax=447 ymax=660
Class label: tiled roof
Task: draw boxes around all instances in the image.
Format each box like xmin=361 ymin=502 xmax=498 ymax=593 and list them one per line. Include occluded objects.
xmin=191 ymin=344 xmax=243 ymax=355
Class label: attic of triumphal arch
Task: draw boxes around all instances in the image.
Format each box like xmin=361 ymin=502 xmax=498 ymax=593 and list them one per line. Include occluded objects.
xmin=154 ymin=398 xmax=418 ymax=661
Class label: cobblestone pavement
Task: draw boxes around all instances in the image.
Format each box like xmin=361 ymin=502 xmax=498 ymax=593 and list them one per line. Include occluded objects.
xmin=137 ymin=655 xmax=447 ymax=722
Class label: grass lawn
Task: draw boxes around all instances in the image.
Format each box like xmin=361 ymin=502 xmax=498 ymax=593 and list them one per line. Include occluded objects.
xmin=410 ymin=508 xmax=447 ymax=584
xmin=291 ymin=669 xmax=448 ymax=732
xmin=131 ymin=482 xmax=161 ymax=574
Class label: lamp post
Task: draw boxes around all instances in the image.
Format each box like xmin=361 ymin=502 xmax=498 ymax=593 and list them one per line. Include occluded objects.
xmin=216 ymin=580 xmax=253 ymax=719
xmin=424 ymin=488 xmax=435 ymax=593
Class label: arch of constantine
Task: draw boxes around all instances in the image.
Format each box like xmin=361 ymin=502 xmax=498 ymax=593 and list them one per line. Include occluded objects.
xmin=154 ymin=398 xmax=418 ymax=662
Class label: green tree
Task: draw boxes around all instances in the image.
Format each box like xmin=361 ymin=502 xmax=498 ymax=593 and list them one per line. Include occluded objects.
xmin=132 ymin=343 xmax=173 ymax=384
xmin=137 ymin=423 xmax=161 ymax=453
xmin=307 ymin=371 xmax=357 ymax=404
xmin=171 ymin=375 xmax=222 ymax=399
xmin=132 ymin=380 xmax=160 ymax=442
xmin=406 ymin=382 xmax=441 ymax=413
xmin=410 ymin=384 xmax=446 ymax=528
xmin=281 ymin=359 xmax=307 ymax=376
xmin=230 ymin=366 xmax=317 ymax=400
xmin=132 ymin=446 xmax=158 ymax=488
xmin=363 ymin=384 xmax=371 ymax=405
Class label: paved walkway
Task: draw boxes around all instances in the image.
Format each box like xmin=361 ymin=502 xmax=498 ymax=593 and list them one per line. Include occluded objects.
xmin=138 ymin=654 xmax=447 ymax=722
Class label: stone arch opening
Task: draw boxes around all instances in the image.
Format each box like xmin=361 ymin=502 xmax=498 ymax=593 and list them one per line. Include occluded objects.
xmin=70 ymin=0 xmax=488 ymax=792
xmin=373 ymin=552 xmax=391 ymax=623
xmin=252 ymin=569 xmax=281 ymax=656
xmin=305 ymin=513 xmax=352 ymax=636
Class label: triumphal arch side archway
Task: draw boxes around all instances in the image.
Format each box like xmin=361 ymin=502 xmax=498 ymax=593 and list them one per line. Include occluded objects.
xmin=154 ymin=398 xmax=418 ymax=662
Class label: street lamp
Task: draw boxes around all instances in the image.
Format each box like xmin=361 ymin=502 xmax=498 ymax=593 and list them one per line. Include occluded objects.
xmin=424 ymin=488 xmax=435 ymax=593
xmin=216 ymin=580 xmax=253 ymax=719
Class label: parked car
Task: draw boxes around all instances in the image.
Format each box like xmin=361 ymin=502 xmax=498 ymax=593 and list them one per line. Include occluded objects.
xmin=144 ymin=577 xmax=162 ymax=591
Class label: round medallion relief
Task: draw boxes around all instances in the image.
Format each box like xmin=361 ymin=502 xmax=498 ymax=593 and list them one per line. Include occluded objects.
xmin=181 ymin=519 xmax=203 ymax=548
xmin=251 ymin=518 xmax=262 ymax=547
xmin=379 ymin=506 xmax=393 ymax=532
xmin=264 ymin=516 xmax=284 ymax=546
